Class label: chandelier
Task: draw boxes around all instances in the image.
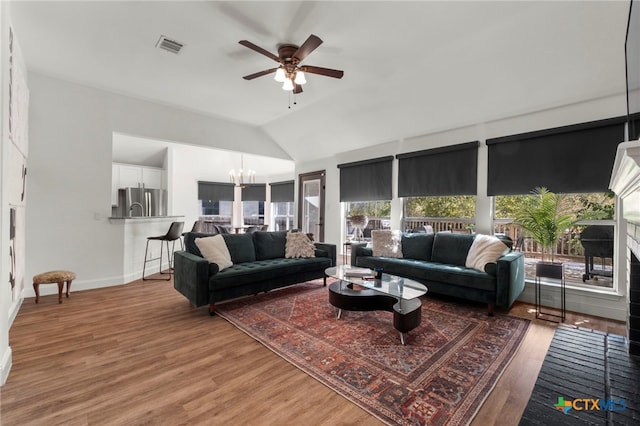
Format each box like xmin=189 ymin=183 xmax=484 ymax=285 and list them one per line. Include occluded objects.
xmin=229 ymin=154 xmax=256 ymax=185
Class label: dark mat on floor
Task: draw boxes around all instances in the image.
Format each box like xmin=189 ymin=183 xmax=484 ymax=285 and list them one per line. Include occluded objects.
xmin=519 ymin=325 xmax=640 ymax=425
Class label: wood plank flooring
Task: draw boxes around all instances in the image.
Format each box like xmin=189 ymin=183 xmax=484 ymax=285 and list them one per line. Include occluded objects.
xmin=1 ymin=274 xmax=626 ymax=425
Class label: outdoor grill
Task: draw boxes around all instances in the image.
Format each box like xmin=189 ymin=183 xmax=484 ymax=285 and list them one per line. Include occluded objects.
xmin=578 ymin=225 xmax=614 ymax=282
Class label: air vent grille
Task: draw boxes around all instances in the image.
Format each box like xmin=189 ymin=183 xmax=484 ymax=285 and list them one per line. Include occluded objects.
xmin=156 ymin=35 xmax=184 ymax=54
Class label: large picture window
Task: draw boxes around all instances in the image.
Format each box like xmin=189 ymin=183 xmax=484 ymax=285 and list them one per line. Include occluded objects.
xmin=403 ymin=196 xmax=476 ymax=233
xmin=345 ymin=200 xmax=391 ymax=240
xmin=487 ymin=117 xmax=622 ymax=290
xmin=494 ymin=192 xmax=615 ymax=288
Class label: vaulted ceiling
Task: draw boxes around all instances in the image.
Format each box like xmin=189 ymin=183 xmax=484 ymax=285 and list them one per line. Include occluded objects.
xmin=9 ymin=1 xmax=630 ymax=163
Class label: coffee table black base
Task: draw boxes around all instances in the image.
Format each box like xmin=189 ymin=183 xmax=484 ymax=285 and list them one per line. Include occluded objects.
xmin=328 ymin=281 xmax=422 ymax=345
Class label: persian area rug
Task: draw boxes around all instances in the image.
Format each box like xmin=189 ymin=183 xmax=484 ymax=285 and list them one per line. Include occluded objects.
xmin=216 ymin=281 xmax=530 ymax=425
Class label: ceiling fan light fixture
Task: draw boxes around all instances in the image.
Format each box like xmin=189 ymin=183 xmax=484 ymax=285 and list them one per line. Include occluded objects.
xmin=294 ymin=70 xmax=306 ymax=85
xmin=274 ymin=67 xmax=286 ymax=82
xmin=282 ymin=78 xmax=294 ymax=91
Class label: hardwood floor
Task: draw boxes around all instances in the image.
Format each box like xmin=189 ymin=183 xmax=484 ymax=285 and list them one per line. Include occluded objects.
xmin=1 ymin=274 xmax=626 ymax=425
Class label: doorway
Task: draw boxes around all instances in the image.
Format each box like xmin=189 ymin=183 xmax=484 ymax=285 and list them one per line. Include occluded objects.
xmin=298 ymin=170 xmax=325 ymax=242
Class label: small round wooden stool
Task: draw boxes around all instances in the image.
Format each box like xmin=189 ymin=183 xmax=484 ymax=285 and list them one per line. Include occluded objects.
xmin=33 ymin=270 xmax=75 ymax=304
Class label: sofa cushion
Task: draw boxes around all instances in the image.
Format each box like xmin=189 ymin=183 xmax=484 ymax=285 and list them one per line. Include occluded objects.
xmin=210 ymin=257 xmax=331 ymax=290
xmin=401 ymin=233 xmax=434 ymax=261
xmin=253 ymin=231 xmax=287 ymax=260
xmin=285 ymin=232 xmax=316 ymax=258
xmin=371 ymin=230 xmax=402 ymax=258
xmin=184 ymin=232 xmax=218 ymax=257
xmin=430 ymin=232 xmax=475 ymax=266
xmin=195 ymin=235 xmax=233 ymax=271
xmin=465 ymin=234 xmax=509 ymax=273
xmin=222 ymin=233 xmax=256 ymax=264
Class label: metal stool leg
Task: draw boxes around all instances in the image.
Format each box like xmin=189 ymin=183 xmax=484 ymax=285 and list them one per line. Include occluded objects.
xmin=142 ymin=239 xmax=151 ymax=280
xmin=158 ymin=239 xmax=171 ymax=281
xmin=143 ymin=238 xmax=172 ymax=281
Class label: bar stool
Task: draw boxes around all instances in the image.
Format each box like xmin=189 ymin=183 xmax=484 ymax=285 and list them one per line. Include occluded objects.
xmin=143 ymin=221 xmax=184 ymax=281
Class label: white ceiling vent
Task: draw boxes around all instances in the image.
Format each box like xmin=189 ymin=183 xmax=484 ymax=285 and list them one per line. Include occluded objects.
xmin=156 ymin=35 xmax=184 ymax=54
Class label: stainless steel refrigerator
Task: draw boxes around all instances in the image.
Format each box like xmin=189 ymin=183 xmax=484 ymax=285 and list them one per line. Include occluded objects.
xmin=117 ymin=187 xmax=166 ymax=217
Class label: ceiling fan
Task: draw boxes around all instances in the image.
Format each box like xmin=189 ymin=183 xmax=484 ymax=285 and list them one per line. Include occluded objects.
xmin=239 ymin=34 xmax=344 ymax=94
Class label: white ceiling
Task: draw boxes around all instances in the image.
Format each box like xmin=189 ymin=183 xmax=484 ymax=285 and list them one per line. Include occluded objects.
xmin=9 ymin=1 xmax=631 ymax=163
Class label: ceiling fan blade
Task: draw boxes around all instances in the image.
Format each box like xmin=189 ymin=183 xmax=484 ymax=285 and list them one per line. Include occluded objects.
xmin=300 ymin=65 xmax=344 ymax=79
xmin=238 ymin=40 xmax=280 ymax=63
xmin=242 ymin=68 xmax=279 ymax=80
xmin=293 ymin=84 xmax=303 ymax=94
xmin=242 ymin=68 xmax=278 ymax=80
xmin=293 ymin=34 xmax=322 ymax=62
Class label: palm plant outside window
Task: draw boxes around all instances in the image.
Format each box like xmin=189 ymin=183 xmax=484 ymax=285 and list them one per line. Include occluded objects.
xmin=495 ymin=191 xmax=615 ymax=288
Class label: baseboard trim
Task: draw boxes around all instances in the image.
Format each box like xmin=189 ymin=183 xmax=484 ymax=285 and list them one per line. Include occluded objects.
xmin=518 ymin=281 xmax=627 ymax=321
xmin=21 ymin=262 xmax=173 ymax=299
xmin=1 ymin=346 xmax=12 ymax=386
xmin=8 ymin=294 xmax=23 ymax=327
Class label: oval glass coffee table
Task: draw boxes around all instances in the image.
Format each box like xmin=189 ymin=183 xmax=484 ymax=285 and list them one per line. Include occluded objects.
xmin=325 ymin=265 xmax=427 ymax=345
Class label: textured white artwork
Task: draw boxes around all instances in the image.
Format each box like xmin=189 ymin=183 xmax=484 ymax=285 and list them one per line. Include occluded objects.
xmin=7 ymin=26 xmax=29 ymax=302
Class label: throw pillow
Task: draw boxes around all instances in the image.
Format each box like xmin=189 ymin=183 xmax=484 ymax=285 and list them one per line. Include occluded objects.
xmin=371 ymin=230 xmax=403 ymax=258
xmin=195 ymin=235 xmax=233 ymax=271
xmin=465 ymin=234 xmax=509 ymax=273
xmin=285 ymin=232 xmax=316 ymax=258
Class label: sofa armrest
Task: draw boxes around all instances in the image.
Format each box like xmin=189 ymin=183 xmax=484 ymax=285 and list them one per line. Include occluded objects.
xmin=350 ymin=242 xmax=372 ymax=266
xmin=495 ymin=251 xmax=525 ymax=308
xmin=314 ymin=242 xmax=337 ymax=267
xmin=174 ymin=250 xmax=210 ymax=307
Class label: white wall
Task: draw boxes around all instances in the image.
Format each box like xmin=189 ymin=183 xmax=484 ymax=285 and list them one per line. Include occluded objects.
xmin=22 ymin=72 xmax=288 ymax=297
xmin=167 ymin=143 xmax=294 ymax=232
xmin=296 ymin=93 xmax=630 ymax=320
xmin=1 ymin=1 xmax=12 ymax=385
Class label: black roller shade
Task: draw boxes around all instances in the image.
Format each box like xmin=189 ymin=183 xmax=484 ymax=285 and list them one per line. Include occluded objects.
xmin=396 ymin=141 xmax=479 ymax=197
xmin=270 ymin=180 xmax=294 ymax=202
xmin=487 ymin=116 xmax=626 ymax=195
xmin=629 ymin=112 xmax=640 ymax=141
xmin=242 ymin=183 xmax=266 ymax=201
xmin=337 ymin=156 xmax=393 ymax=202
xmin=197 ymin=181 xmax=235 ymax=201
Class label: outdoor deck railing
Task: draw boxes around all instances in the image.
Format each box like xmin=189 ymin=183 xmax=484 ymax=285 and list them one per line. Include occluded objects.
xmin=347 ymin=216 xmax=591 ymax=259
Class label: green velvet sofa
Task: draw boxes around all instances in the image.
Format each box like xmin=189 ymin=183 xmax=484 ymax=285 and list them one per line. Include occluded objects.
xmin=351 ymin=232 xmax=525 ymax=315
xmin=174 ymin=231 xmax=336 ymax=314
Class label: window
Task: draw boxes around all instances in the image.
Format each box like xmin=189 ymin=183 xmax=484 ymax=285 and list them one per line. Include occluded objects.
xmin=403 ymin=196 xmax=476 ymax=233
xmin=243 ymin=201 xmax=264 ymax=226
xmin=270 ymin=180 xmax=295 ymax=231
xmin=272 ymin=201 xmax=294 ymax=231
xmin=345 ymin=200 xmax=391 ymax=240
xmin=494 ymin=192 xmax=615 ymax=288
xmin=197 ymin=181 xmax=235 ymax=226
xmin=199 ymin=200 xmax=233 ymax=225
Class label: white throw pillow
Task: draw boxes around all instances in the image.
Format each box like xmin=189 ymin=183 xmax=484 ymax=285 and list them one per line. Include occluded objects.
xmin=371 ymin=230 xmax=403 ymax=258
xmin=285 ymin=232 xmax=316 ymax=258
xmin=195 ymin=235 xmax=233 ymax=271
xmin=465 ymin=234 xmax=509 ymax=272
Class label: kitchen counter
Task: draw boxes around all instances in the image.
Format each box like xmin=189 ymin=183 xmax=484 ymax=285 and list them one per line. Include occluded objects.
xmin=109 ymin=215 xmax=184 ymax=223
xmin=109 ymin=215 xmax=186 ymax=283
